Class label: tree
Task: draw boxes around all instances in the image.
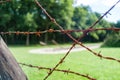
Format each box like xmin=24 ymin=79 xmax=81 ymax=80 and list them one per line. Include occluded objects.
xmin=72 ymin=5 xmax=111 ymax=42
xmin=0 ymin=0 xmax=38 ymax=45
xmin=0 ymin=0 xmax=74 ymax=44
xmin=0 ymin=0 xmax=112 ymax=44
xmin=115 ymin=20 xmax=120 ymax=28
xmin=102 ymin=20 xmax=120 ymax=47
xmin=72 ymin=5 xmax=91 ymax=37
xmin=35 ymin=0 xmax=74 ymax=43
xmin=102 ymin=32 xmax=120 ymax=47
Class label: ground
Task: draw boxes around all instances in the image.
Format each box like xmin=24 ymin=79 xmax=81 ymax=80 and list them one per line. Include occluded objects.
xmin=29 ymin=43 xmax=101 ymax=54
xmin=9 ymin=43 xmax=120 ymax=80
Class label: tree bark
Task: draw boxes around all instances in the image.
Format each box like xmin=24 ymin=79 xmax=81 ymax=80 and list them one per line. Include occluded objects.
xmin=0 ymin=36 xmax=27 ymax=80
xmin=26 ymin=34 xmax=29 ymax=46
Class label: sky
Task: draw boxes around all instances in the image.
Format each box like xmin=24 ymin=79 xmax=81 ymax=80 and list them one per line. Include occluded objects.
xmin=74 ymin=0 xmax=120 ymax=23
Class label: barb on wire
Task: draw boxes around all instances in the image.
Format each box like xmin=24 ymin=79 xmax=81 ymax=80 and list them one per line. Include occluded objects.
xmin=19 ymin=63 xmax=96 ymax=80
xmin=34 ymin=0 xmax=120 ymax=80
xmin=79 ymin=42 xmax=120 ymax=63
xmin=0 ymin=0 xmax=10 ymax=3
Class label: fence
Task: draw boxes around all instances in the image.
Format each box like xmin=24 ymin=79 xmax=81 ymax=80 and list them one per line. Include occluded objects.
xmin=0 ymin=0 xmax=120 ymax=80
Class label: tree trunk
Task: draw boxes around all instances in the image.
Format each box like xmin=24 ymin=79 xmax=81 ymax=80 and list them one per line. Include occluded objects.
xmin=44 ymin=25 xmax=49 ymax=44
xmin=26 ymin=34 xmax=29 ymax=46
xmin=45 ymin=33 xmax=48 ymax=44
xmin=0 ymin=36 xmax=27 ymax=80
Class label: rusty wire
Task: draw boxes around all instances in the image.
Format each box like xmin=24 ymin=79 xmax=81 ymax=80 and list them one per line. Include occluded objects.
xmin=19 ymin=63 xmax=96 ymax=80
xmin=0 ymin=27 xmax=120 ymax=36
xmin=34 ymin=0 xmax=120 ymax=80
xmin=1 ymin=0 xmax=120 ymax=80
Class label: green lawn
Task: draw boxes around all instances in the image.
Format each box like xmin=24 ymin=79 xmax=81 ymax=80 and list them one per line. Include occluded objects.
xmin=9 ymin=45 xmax=120 ymax=80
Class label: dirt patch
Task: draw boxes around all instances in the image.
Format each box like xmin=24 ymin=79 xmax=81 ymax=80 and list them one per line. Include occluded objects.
xmin=29 ymin=44 xmax=100 ymax=54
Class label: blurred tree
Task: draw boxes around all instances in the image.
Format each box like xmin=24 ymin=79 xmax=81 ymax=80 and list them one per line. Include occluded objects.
xmin=72 ymin=5 xmax=111 ymax=42
xmin=35 ymin=0 xmax=74 ymax=43
xmin=102 ymin=20 xmax=120 ymax=47
xmin=102 ymin=32 xmax=120 ymax=47
xmin=0 ymin=0 xmax=38 ymax=45
xmin=115 ymin=20 xmax=120 ymax=28
xmin=0 ymin=0 xmax=112 ymax=44
xmin=72 ymin=5 xmax=89 ymax=37
xmin=0 ymin=0 xmax=74 ymax=44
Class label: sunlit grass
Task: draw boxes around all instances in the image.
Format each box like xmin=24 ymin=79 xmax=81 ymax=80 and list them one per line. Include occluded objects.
xmin=9 ymin=45 xmax=120 ymax=80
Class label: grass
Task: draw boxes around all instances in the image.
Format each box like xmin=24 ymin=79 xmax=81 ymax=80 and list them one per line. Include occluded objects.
xmin=9 ymin=45 xmax=120 ymax=80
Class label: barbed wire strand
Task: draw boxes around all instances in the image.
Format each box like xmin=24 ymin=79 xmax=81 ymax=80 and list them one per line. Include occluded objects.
xmin=19 ymin=63 xmax=96 ymax=80
xmin=0 ymin=27 xmax=120 ymax=36
xmin=4 ymin=27 xmax=120 ymax=34
xmin=34 ymin=0 xmax=120 ymax=80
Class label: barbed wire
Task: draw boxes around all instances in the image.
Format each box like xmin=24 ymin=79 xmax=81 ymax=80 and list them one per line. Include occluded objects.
xmin=1 ymin=0 xmax=120 ymax=80
xmin=0 ymin=27 xmax=120 ymax=36
xmin=34 ymin=0 xmax=120 ymax=80
xmin=19 ymin=63 xmax=96 ymax=80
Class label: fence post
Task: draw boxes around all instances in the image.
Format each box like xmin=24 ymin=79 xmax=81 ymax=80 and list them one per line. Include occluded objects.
xmin=0 ymin=36 xmax=27 ymax=80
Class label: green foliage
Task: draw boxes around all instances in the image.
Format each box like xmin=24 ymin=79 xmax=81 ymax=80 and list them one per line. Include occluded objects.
xmin=72 ymin=6 xmax=111 ymax=41
xmin=0 ymin=0 xmax=113 ymax=44
xmin=72 ymin=6 xmax=89 ymax=37
xmin=115 ymin=20 xmax=120 ymax=28
xmin=0 ymin=0 xmax=74 ymax=44
xmin=102 ymin=32 xmax=120 ymax=47
xmin=102 ymin=20 xmax=120 ymax=47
